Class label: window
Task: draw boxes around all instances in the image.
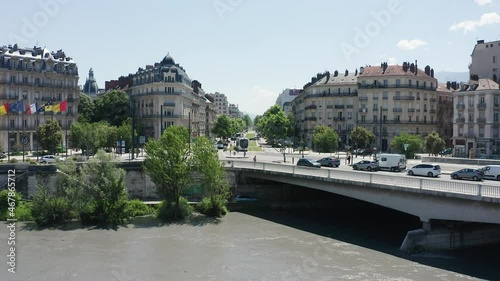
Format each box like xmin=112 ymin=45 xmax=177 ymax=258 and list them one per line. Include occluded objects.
xmin=23 ymin=120 xmax=27 ymax=128
xmin=10 ymin=120 xmax=14 ymax=129
xmin=348 ymin=112 xmax=352 ymax=120
xmin=383 ymin=80 xmax=388 ymax=86
xmin=383 ymin=91 xmax=388 ymax=99
xmin=480 ymin=96 xmax=485 ymax=104
xmin=409 ymin=79 xmax=412 ymax=86
xmin=494 ymin=56 xmax=497 ymax=63
xmin=396 ymin=79 xmax=401 ymax=86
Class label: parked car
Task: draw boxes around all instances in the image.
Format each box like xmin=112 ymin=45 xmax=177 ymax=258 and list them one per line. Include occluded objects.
xmin=297 ymin=158 xmax=321 ymax=168
xmin=317 ymin=157 xmax=340 ymax=167
xmin=234 ymin=195 xmax=258 ymax=202
xmin=39 ymin=155 xmax=59 ymax=164
xmin=217 ymin=143 xmax=224 ymax=149
xmin=407 ymin=164 xmax=441 ymax=177
xmin=481 ymin=165 xmax=500 ymax=181
xmin=352 ymin=160 xmax=379 ymax=171
xmin=439 ymin=148 xmax=453 ymax=156
xmin=355 ymin=148 xmax=372 ymax=156
xmin=450 ymin=168 xmax=484 ymax=181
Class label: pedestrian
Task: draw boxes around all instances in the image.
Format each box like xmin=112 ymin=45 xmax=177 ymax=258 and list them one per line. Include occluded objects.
xmin=347 ymin=154 xmax=351 ymax=165
xmin=253 ymin=155 xmax=257 ymax=163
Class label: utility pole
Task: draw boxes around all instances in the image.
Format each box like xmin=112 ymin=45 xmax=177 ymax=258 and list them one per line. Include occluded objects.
xmin=131 ymin=98 xmax=135 ymax=160
xmin=160 ymin=105 xmax=163 ymax=136
xmin=379 ymin=106 xmax=383 ymax=152
xmin=188 ymin=111 xmax=191 ymax=151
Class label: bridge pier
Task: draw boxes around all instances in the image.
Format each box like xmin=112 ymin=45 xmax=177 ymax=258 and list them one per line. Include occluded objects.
xmin=401 ymin=221 xmax=500 ymax=254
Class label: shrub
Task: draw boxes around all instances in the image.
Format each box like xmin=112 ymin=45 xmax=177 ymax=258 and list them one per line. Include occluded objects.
xmin=0 ymin=190 xmax=22 ymax=220
xmin=125 ymin=199 xmax=154 ymax=217
xmin=196 ymin=197 xmax=228 ymax=217
xmin=157 ymin=197 xmax=193 ymax=221
xmin=15 ymin=202 xmax=33 ymax=221
xmin=9 ymin=158 xmax=18 ymax=163
xmin=31 ymin=186 xmax=74 ymax=226
xmin=29 ymin=160 xmax=37 ymax=165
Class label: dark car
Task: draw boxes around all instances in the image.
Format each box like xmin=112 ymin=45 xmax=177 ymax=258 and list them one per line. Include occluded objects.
xmin=352 ymin=160 xmax=379 ymax=171
xmin=317 ymin=157 xmax=340 ymax=167
xmin=451 ymin=168 xmax=484 ymax=181
xmin=355 ymin=148 xmax=372 ymax=156
xmin=297 ymin=158 xmax=321 ymax=168
xmin=439 ymin=148 xmax=453 ymax=156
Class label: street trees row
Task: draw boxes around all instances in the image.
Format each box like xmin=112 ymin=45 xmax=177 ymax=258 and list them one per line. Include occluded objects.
xmin=211 ymin=114 xmax=247 ymax=139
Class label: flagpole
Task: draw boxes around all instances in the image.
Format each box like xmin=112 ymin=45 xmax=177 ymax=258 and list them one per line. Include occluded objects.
xmin=22 ymin=105 xmax=25 ymax=163
xmin=7 ymin=106 xmax=10 ymax=163
xmin=36 ymin=107 xmax=39 ymax=162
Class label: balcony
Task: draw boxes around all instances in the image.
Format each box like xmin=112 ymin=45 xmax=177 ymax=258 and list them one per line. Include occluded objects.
xmin=477 ymin=103 xmax=487 ymax=110
xmin=358 ymin=108 xmax=368 ymax=113
xmin=393 ymin=108 xmax=403 ymax=113
xmin=333 ymin=117 xmax=345 ymax=121
xmin=407 ymin=108 xmax=415 ymax=113
xmin=305 ymin=116 xmax=317 ymax=121
xmin=305 ymin=105 xmax=318 ymax=110
xmin=456 ymin=104 xmax=465 ymax=110
xmin=393 ymin=96 xmax=415 ymax=101
xmin=430 ymin=98 xmax=437 ymax=102
xmin=477 ymin=117 xmax=487 ymax=123
xmin=334 ymin=105 xmax=345 ymax=109
xmin=455 ymin=117 xmax=465 ymax=123
xmin=359 ymin=96 xmax=368 ymax=101
xmin=326 ymin=105 xmax=334 ymax=109
xmin=346 ymin=105 xmax=354 ymax=108
xmin=163 ymin=102 xmax=176 ymax=107
xmin=382 ymin=108 xmax=388 ymax=112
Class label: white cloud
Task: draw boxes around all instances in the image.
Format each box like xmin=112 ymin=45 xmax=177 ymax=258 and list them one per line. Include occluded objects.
xmin=450 ymin=12 xmax=500 ymax=34
xmin=235 ymin=86 xmax=279 ymax=116
xmin=396 ymin=39 xmax=428 ymax=50
xmin=379 ymin=55 xmax=398 ymax=65
xmin=474 ymin=0 xmax=492 ymax=5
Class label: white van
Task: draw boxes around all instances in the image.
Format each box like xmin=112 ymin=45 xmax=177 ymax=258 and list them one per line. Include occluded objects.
xmin=377 ymin=154 xmax=407 ymax=172
xmin=482 ymin=165 xmax=500 ymax=181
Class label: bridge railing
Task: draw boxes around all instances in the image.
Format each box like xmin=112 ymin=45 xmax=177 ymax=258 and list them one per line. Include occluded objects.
xmin=224 ymin=160 xmax=500 ymax=199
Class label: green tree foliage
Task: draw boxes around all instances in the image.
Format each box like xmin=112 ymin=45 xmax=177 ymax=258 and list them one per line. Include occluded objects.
xmin=257 ymin=105 xmax=290 ymax=145
xmin=92 ymin=90 xmax=130 ymax=127
xmin=242 ymin=114 xmax=253 ymax=130
xmin=78 ymin=150 xmax=128 ymax=225
xmin=37 ymin=119 xmax=63 ymax=154
xmin=350 ymin=127 xmax=375 ymax=150
xmin=144 ymin=126 xmax=193 ymax=220
xmin=390 ymin=133 xmax=422 ymax=158
xmin=31 ymin=185 xmax=74 ymax=226
xmin=424 ymin=131 xmax=446 ymax=156
xmin=312 ymin=125 xmax=339 ymax=153
xmin=212 ymin=114 xmax=234 ymax=139
xmin=231 ymin=118 xmax=245 ymax=135
xmin=77 ymin=92 xmax=95 ymax=123
xmin=253 ymin=115 xmax=262 ymax=130
xmin=192 ymin=137 xmax=230 ymax=217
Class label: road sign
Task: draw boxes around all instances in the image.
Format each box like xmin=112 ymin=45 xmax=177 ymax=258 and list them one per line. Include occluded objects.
xmin=21 ymin=136 xmax=29 ymax=145
xmin=404 ymin=143 xmax=409 ymax=151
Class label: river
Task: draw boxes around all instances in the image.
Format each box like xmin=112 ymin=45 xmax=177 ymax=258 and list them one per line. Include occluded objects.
xmin=0 ymin=205 xmax=499 ymax=281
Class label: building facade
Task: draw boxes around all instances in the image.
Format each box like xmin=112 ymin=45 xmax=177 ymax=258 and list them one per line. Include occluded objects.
xmin=128 ymin=54 xmax=208 ymax=140
xmin=276 ymin=88 xmax=301 ymax=114
xmin=82 ymin=68 xmax=99 ymax=98
xmin=357 ymin=63 xmax=439 ymax=152
xmin=206 ymin=92 xmax=229 ymax=115
xmin=469 ymin=39 xmax=500 ymax=82
xmin=0 ymin=44 xmax=79 ymax=152
xmin=436 ymin=82 xmax=456 ymax=147
xmin=452 ymin=79 xmax=500 ymax=158
xmin=293 ymin=70 xmax=358 ymax=148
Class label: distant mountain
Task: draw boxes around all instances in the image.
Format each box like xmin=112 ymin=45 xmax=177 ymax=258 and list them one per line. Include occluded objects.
xmin=434 ymin=71 xmax=469 ymax=83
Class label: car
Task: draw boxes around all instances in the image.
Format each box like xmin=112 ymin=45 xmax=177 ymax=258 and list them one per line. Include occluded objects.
xmin=234 ymin=195 xmax=258 ymax=202
xmin=482 ymin=165 xmax=500 ymax=181
xmin=355 ymin=148 xmax=372 ymax=156
xmin=217 ymin=143 xmax=224 ymax=149
xmin=407 ymin=164 xmax=441 ymax=177
xmin=316 ymin=157 xmax=340 ymax=167
xmin=352 ymin=160 xmax=379 ymax=171
xmin=439 ymin=148 xmax=453 ymax=156
xmin=451 ymin=168 xmax=484 ymax=181
xmin=296 ymin=158 xmax=321 ymax=168
xmin=39 ymin=155 xmax=59 ymax=164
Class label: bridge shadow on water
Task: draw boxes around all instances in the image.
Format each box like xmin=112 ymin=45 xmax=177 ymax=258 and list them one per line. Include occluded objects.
xmin=235 ymin=198 xmax=500 ymax=280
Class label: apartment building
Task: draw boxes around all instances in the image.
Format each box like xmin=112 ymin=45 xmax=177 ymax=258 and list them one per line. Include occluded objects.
xmin=469 ymin=39 xmax=500 ymax=82
xmin=293 ymin=70 xmax=358 ymax=148
xmin=276 ymin=88 xmax=301 ymax=114
xmin=0 ymin=44 xmax=79 ymax=151
xmin=453 ymin=79 xmax=500 ymax=158
xmin=436 ymin=82 xmax=457 ymax=147
xmin=128 ymin=53 xmax=208 ymax=140
xmin=356 ymin=62 xmax=439 ymax=151
xmin=206 ymin=92 xmax=229 ymax=116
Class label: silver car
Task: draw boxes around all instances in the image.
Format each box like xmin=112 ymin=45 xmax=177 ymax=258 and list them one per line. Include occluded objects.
xmin=316 ymin=157 xmax=340 ymax=167
xmin=352 ymin=160 xmax=379 ymax=171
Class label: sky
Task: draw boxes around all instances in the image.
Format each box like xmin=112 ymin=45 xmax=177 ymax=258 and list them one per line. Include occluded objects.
xmin=2 ymin=0 xmax=500 ymax=116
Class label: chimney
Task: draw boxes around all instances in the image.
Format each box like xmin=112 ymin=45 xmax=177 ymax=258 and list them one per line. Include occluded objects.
xmin=430 ymin=68 xmax=434 ymax=78
xmin=334 ymin=70 xmax=338 ymax=77
xmin=345 ymin=69 xmax=349 ymax=76
xmin=446 ymin=81 xmax=451 ymax=90
xmin=477 ymin=40 xmax=484 ymax=44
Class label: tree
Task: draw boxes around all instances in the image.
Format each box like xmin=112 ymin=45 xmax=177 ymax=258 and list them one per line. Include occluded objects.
xmin=424 ymin=131 xmax=446 ymax=156
xmin=212 ymin=114 xmax=234 ymax=139
xmin=143 ymin=126 xmax=193 ymax=220
xmin=37 ymin=119 xmax=63 ymax=154
xmin=192 ymin=137 xmax=230 ymax=217
xmin=92 ymin=90 xmax=130 ymax=127
xmin=79 ymin=150 xmax=128 ymax=225
xmin=312 ymin=125 xmax=339 ymax=153
xmin=390 ymin=133 xmax=422 ymax=159
xmin=242 ymin=114 xmax=253 ymax=130
xmin=258 ymin=105 xmax=290 ymax=145
xmin=78 ymin=92 xmax=95 ymax=123
xmin=350 ymin=127 xmax=375 ymax=151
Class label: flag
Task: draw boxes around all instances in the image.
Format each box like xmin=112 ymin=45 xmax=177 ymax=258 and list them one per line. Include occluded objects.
xmin=8 ymin=100 xmax=23 ymax=113
xmin=0 ymin=103 xmax=8 ymax=116
xmin=60 ymin=100 xmax=67 ymax=112
xmin=38 ymin=102 xmax=45 ymax=113
xmin=53 ymin=103 xmax=61 ymax=113
xmin=27 ymin=103 xmax=37 ymax=114
xmin=44 ymin=101 xmax=53 ymax=112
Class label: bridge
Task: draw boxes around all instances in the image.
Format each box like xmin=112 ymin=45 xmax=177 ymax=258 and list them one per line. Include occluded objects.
xmin=224 ymin=160 xmax=500 ymax=253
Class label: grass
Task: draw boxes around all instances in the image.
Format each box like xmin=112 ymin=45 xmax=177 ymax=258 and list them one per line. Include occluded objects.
xmin=245 ymin=132 xmax=256 ymax=139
